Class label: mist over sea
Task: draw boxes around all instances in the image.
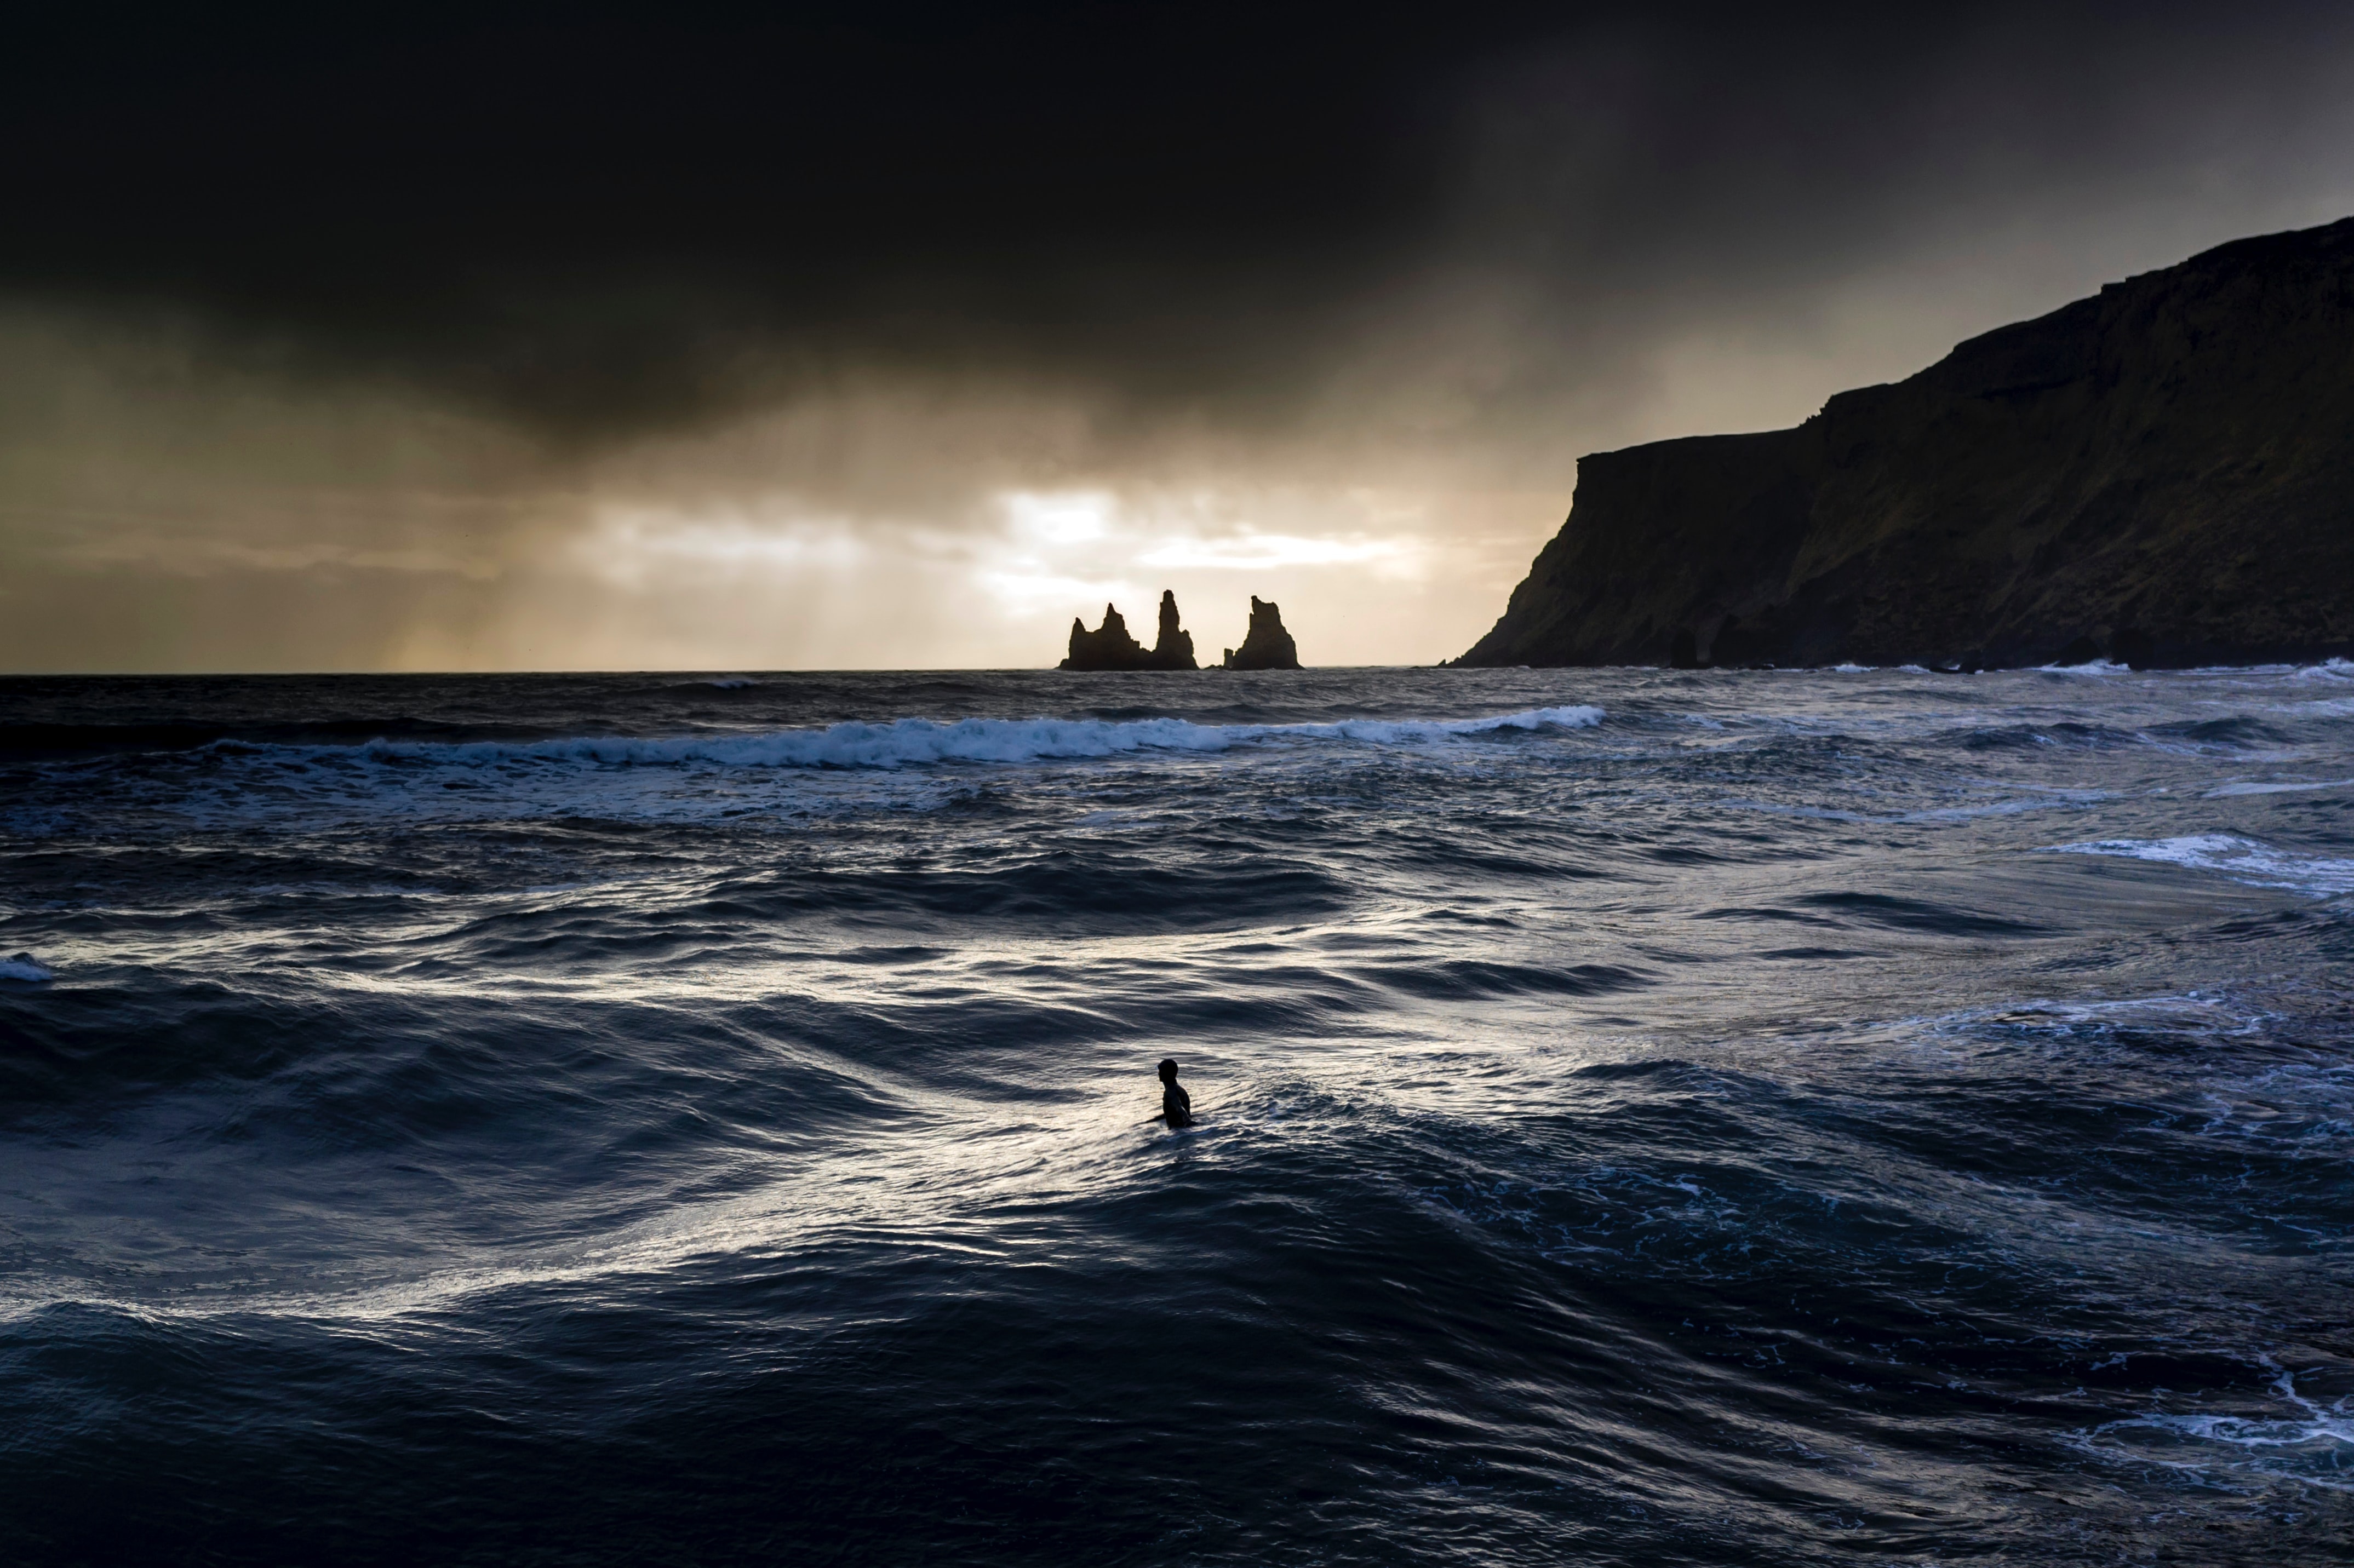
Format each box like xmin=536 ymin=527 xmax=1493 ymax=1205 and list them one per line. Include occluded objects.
xmin=3 ymin=663 xmax=2350 ymax=1565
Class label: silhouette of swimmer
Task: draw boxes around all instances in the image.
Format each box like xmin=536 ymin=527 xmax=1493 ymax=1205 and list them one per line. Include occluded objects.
xmin=1154 ymin=1058 xmax=1194 ymax=1127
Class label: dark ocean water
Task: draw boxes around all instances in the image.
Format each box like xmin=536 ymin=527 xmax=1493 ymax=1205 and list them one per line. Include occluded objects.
xmin=3 ymin=663 xmax=2351 ymax=1566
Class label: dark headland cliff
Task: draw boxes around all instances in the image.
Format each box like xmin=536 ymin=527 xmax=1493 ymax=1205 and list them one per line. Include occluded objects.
xmin=1457 ymin=217 xmax=2354 ymax=670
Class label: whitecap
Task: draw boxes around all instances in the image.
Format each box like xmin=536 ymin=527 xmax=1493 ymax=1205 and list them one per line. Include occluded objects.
xmin=2036 ymin=657 xmax=2129 ymax=674
xmin=348 ymin=706 xmax=1607 ymax=772
xmin=2047 ymin=833 xmax=2354 ymax=897
xmin=2069 ymin=1361 xmax=2354 ymax=1494
xmin=2204 ymin=778 xmax=2354 ymax=797
xmin=0 ymin=952 xmax=54 ymax=983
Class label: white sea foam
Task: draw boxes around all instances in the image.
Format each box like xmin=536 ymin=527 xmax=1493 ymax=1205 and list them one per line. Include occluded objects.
xmin=2049 ymin=833 xmax=2354 ymax=897
xmin=349 ymin=707 xmax=1607 ymax=772
xmin=2204 ymin=777 xmax=2354 ymax=797
xmin=2035 ymin=657 xmax=2129 ymax=674
xmin=2071 ymin=1361 xmax=2354 ymax=1494
xmin=0 ymin=952 xmax=54 ymax=982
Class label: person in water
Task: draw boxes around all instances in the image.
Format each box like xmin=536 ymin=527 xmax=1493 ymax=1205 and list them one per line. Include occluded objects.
xmin=1156 ymin=1058 xmax=1193 ymax=1127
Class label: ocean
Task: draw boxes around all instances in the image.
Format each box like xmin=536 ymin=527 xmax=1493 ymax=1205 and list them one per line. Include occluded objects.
xmin=2 ymin=663 xmax=2350 ymax=1565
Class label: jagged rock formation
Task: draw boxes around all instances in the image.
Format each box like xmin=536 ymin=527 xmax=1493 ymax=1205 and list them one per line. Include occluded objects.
xmin=1150 ymin=589 xmax=1197 ymax=669
xmin=1222 ymin=596 xmax=1302 ymax=669
xmin=1063 ymin=602 xmax=1145 ymax=668
xmin=1457 ymin=216 xmax=2354 ymax=670
xmin=1061 ymin=589 xmax=1199 ymax=670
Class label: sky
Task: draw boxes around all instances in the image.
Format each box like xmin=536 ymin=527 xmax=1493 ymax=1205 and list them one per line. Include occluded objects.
xmin=8 ymin=1 xmax=2354 ymax=673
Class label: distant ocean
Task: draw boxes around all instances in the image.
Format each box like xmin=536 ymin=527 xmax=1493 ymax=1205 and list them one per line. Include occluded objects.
xmin=3 ymin=663 xmax=2350 ymax=1565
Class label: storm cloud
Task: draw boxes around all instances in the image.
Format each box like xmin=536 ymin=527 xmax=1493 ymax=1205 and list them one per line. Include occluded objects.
xmin=8 ymin=2 xmax=2354 ymax=669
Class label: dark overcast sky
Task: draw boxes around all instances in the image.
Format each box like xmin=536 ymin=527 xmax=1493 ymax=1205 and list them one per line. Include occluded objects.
xmin=7 ymin=2 xmax=2354 ymax=670
xmin=9 ymin=2 xmax=1536 ymax=434
xmin=12 ymin=2 xmax=2346 ymax=439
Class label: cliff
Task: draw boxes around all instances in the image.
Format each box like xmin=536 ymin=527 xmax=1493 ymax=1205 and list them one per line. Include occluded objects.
xmin=1222 ymin=596 xmax=1302 ymax=669
xmin=1457 ymin=217 xmax=2354 ymax=670
xmin=1062 ymin=590 xmax=1199 ymax=670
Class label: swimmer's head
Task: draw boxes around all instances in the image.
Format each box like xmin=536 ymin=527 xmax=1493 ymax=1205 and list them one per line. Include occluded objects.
xmin=1157 ymin=1058 xmax=1179 ymax=1082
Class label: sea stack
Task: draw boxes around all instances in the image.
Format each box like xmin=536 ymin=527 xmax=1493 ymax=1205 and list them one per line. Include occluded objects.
xmin=1061 ymin=590 xmax=1200 ymax=670
xmin=1222 ymin=596 xmax=1302 ymax=669
xmin=1151 ymin=589 xmax=1197 ymax=669
xmin=1454 ymin=216 xmax=2354 ymax=670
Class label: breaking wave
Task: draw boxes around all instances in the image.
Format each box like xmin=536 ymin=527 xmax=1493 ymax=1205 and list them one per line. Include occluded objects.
xmin=340 ymin=705 xmax=1608 ymax=771
xmin=2050 ymin=832 xmax=2354 ymax=897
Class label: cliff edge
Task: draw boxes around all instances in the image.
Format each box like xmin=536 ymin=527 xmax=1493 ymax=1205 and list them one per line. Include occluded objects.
xmin=1457 ymin=217 xmax=2354 ymax=670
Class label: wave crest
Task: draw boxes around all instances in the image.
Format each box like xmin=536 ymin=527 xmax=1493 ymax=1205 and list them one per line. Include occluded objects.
xmin=2049 ymin=832 xmax=2354 ymax=897
xmin=347 ymin=706 xmax=1607 ymax=771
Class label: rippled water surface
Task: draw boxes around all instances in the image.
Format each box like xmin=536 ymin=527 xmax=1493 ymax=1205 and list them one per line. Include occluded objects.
xmin=3 ymin=663 xmax=2351 ymax=1565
